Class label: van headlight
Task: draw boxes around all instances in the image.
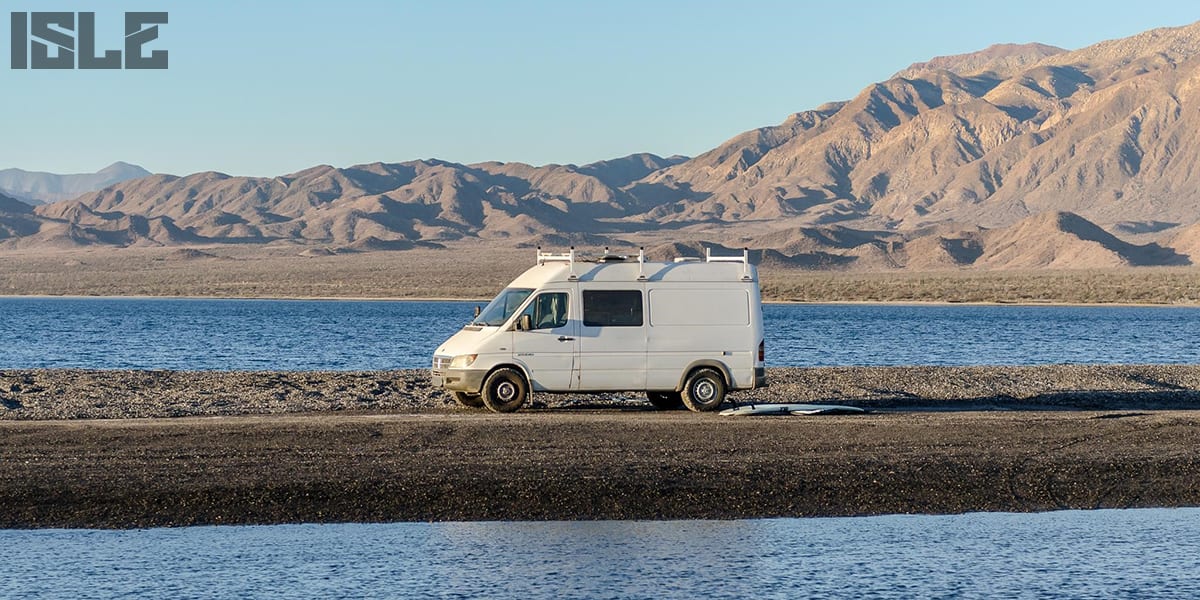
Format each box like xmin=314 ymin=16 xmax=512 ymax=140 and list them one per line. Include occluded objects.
xmin=449 ymin=354 xmax=478 ymax=369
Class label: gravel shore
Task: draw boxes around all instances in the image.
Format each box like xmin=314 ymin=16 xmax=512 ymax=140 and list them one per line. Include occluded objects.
xmin=3 ymin=365 xmax=1200 ymax=419
xmin=2 ymin=365 xmax=1200 ymax=529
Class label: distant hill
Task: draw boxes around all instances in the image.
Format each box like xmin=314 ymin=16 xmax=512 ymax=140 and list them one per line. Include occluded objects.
xmin=0 ymin=193 xmax=34 ymax=214
xmin=0 ymin=193 xmax=41 ymax=242
xmin=28 ymin=155 xmax=698 ymax=248
xmin=974 ymin=211 xmax=1186 ymax=269
xmin=9 ymin=21 xmax=1200 ymax=270
xmin=0 ymin=162 xmax=151 ymax=204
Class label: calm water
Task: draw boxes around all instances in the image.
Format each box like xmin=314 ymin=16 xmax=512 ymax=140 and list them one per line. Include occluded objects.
xmin=4 ymin=302 xmax=1198 ymax=597
xmin=2 ymin=509 xmax=1198 ymax=599
xmin=1 ymin=297 xmax=1198 ymax=369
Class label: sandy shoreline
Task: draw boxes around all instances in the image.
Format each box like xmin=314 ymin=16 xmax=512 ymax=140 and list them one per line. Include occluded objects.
xmin=2 ymin=365 xmax=1200 ymax=528
xmin=4 ymin=246 xmax=1200 ymax=305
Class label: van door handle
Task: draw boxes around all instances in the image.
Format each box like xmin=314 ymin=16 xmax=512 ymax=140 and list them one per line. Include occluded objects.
xmin=557 ymin=336 xmax=575 ymax=342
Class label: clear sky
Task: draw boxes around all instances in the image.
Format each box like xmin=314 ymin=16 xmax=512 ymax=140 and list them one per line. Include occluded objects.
xmin=3 ymin=0 xmax=1198 ymax=176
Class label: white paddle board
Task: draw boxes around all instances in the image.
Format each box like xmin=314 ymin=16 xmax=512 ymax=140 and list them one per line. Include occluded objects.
xmin=719 ymin=403 xmax=866 ymax=416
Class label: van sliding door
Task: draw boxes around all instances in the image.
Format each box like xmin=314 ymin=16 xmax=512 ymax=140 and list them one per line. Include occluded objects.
xmin=645 ymin=287 xmax=754 ymax=390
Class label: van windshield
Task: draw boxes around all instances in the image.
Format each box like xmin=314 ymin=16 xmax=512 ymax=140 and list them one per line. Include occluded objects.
xmin=472 ymin=288 xmax=533 ymax=327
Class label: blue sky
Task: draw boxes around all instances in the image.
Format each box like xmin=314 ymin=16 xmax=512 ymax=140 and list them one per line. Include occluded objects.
xmin=3 ymin=0 xmax=1198 ymax=176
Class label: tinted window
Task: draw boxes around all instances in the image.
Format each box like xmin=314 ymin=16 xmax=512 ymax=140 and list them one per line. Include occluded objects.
xmin=583 ymin=290 xmax=643 ymax=327
xmin=520 ymin=292 xmax=569 ymax=330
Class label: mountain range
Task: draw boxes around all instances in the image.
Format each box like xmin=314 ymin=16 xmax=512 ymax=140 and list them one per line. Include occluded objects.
xmin=7 ymin=21 xmax=1200 ymax=270
xmin=0 ymin=162 xmax=151 ymax=205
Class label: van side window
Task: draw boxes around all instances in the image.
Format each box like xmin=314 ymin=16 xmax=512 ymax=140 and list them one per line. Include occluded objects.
xmin=582 ymin=290 xmax=643 ymax=327
xmin=521 ymin=292 xmax=569 ymax=330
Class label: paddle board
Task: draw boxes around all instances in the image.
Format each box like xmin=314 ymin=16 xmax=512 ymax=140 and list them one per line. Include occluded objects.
xmin=719 ymin=403 xmax=867 ymax=416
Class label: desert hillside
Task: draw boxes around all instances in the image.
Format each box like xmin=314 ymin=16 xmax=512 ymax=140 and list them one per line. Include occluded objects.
xmin=0 ymin=162 xmax=150 ymax=205
xmin=7 ymin=22 xmax=1200 ymax=271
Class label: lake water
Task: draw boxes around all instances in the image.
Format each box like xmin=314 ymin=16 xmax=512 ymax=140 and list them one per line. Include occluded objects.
xmin=2 ymin=509 xmax=1198 ymax=599
xmin=4 ymin=301 xmax=1199 ymax=596
xmin=1 ymin=297 xmax=1199 ymax=370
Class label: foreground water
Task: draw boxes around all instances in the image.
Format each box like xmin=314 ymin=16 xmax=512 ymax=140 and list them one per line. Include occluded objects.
xmin=2 ymin=509 xmax=1197 ymax=598
xmin=2 ymin=297 xmax=1199 ymax=369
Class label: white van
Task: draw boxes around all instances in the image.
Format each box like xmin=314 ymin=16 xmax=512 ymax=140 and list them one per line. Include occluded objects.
xmin=431 ymin=247 xmax=767 ymax=413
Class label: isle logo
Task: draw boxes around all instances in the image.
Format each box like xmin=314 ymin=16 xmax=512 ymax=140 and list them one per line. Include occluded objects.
xmin=10 ymin=11 xmax=168 ymax=70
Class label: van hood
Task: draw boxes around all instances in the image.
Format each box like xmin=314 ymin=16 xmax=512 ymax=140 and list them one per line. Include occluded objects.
xmin=434 ymin=326 xmax=500 ymax=357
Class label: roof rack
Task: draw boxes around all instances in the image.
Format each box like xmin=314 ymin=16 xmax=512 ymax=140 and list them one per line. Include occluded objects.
xmin=536 ymin=246 xmax=579 ymax=280
xmin=536 ymin=245 xmax=753 ymax=281
xmin=706 ymin=247 xmax=753 ymax=281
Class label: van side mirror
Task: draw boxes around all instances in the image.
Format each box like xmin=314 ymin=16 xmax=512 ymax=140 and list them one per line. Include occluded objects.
xmin=474 ymin=306 xmax=481 ymax=318
xmin=516 ymin=314 xmax=532 ymax=331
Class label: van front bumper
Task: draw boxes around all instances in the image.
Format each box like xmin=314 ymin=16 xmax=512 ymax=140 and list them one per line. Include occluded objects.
xmin=431 ymin=368 xmax=487 ymax=393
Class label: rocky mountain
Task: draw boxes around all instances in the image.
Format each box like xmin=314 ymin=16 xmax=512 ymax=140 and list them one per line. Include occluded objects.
xmin=639 ymin=21 xmax=1200 ymax=233
xmin=0 ymin=193 xmax=42 ymax=241
xmin=894 ymin=43 xmax=1068 ymax=79
xmin=8 ymin=21 xmax=1200 ymax=270
xmin=0 ymin=193 xmax=33 ymax=213
xmin=1167 ymin=221 xmax=1200 ymax=262
xmin=0 ymin=162 xmax=151 ymax=205
xmin=28 ymin=157 xmax=690 ymax=247
xmin=973 ymin=211 xmax=1185 ymax=268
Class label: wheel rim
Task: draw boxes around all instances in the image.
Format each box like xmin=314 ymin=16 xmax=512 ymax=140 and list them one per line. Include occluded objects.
xmin=694 ymin=379 xmax=716 ymax=402
xmin=496 ymin=381 xmax=518 ymax=402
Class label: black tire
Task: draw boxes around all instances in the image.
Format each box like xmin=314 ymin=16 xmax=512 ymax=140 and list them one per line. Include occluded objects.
xmin=646 ymin=391 xmax=684 ymax=410
xmin=452 ymin=391 xmax=484 ymax=408
xmin=481 ymin=368 xmax=528 ymax=413
xmin=681 ymin=368 xmax=727 ymax=412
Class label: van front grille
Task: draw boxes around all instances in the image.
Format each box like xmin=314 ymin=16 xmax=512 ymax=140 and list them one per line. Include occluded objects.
xmin=432 ymin=356 xmax=451 ymax=370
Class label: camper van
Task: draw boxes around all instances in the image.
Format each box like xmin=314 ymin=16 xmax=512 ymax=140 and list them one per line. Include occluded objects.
xmin=430 ymin=247 xmax=767 ymax=413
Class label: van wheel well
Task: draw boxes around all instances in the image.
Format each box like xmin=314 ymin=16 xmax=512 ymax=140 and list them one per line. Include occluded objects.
xmin=486 ymin=364 xmax=529 ymax=384
xmin=681 ymin=367 xmax=728 ymax=412
xmin=680 ymin=362 xmax=731 ymax=390
xmin=481 ymin=366 xmax=530 ymax=413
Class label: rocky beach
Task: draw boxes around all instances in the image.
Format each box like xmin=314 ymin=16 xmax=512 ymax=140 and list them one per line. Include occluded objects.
xmin=2 ymin=365 xmax=1199 ymax=528
xmin=4 ymin=365 xmax=1200 ymax=419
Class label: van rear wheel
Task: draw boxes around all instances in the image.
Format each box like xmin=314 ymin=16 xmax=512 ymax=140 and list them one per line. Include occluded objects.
xmin=481 ymin=368 xmax=528 ymax=413
xmin=646 ymin=391 xmax=684 ymax=410
xmin=452 ymin=391 xmax=484 ymax=408
xmin=681 ymin=368 xmax=727 ymax=412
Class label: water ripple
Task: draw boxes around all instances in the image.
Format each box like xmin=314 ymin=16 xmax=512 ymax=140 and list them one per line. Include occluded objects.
xmin=1 ymin=509 xmax=1198 ymax=599
xmin=1 ymin=298 xmax=1199 ymax=370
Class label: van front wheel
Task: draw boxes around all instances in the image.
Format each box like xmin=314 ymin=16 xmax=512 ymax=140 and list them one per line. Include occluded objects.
xmin=681 ymin=368 xmax=727 ymax=412
xmin=481 ymin=368 xmax=528 ymax=413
